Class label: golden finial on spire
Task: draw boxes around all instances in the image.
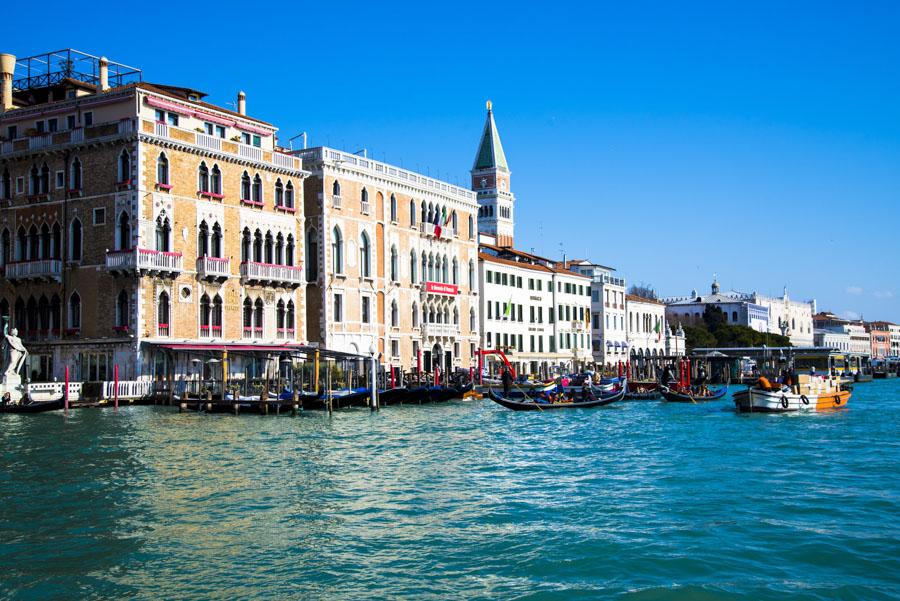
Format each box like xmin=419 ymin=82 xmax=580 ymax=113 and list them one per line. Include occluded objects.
xmin=486 ymin=99 xmax=493 ymax=111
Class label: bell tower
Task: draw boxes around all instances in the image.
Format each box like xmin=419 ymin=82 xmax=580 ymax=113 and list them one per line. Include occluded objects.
xmin=472 ymin=101 xmax=515 ymax=247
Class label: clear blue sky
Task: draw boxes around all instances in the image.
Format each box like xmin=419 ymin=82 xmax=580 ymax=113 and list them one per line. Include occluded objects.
xmin=8 ymin=1 xmax=899 ymax=321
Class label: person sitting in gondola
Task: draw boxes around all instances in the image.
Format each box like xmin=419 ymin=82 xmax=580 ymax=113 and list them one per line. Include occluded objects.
xmin=581 ymin=385 xmax=590 ymax=402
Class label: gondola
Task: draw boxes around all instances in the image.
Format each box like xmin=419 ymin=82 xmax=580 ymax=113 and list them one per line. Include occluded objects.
xmin=0 ymin=398 xmax=65 ymax=414
xmin=487 ymin=386 xmax=625 ymax=411
xmin=296 ymin=388 xmax=370 ymax=410
xmin=377 ymin=387 xmax=411 ymax=406
xmin=426 ymin=383 xmax=473 ymax=403
xmin=659 ymin=385 xmax=727 ymax=403
xmin=401 ymin=386 xmax=431 ymax=404
xmin=327 ymin=388 xmax=371 ymax=409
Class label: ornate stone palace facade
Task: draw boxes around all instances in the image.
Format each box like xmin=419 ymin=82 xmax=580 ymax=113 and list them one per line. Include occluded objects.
xmin=0 ymin=50 xmax=306 ymax=381
xmin=297 ymin=146 xmax=480 ymax=373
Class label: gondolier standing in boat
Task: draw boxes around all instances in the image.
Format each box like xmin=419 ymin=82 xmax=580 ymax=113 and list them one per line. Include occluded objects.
xmin=501 ymin=366 xmax=513 ymax=397
xmin=694 ymin=364 xmax=707 ymax=394
xmin=660 ymin=364 xmax=670 ymax=385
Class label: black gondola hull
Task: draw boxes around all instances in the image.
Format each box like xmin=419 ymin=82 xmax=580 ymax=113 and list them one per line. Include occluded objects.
xmin=659 ymin=386 xmax=727 ymax=403
xmin=0 ymin=399 xmax=65 ymax=414
xmin=487 ymin=387 xmax=625 ymax=411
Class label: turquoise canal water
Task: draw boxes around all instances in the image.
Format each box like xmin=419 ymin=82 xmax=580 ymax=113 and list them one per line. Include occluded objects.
xmin=2 ymin=381 xmax=900 ymax=600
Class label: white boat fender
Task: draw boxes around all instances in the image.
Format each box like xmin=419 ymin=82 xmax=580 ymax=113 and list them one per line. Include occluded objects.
xmin=800 ymin=395 xmax=810 ymax=406
xmin=781 ymin=395 xmax=789 ymax=409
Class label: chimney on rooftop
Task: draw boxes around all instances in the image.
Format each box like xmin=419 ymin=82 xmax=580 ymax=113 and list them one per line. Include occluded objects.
xmin=0 ymin=53 xmax=15 ymax=113
xmin=99 ymin=56 xmax=110 ymax=92
xmin=237 ymin=90 xmax=246 ymax=115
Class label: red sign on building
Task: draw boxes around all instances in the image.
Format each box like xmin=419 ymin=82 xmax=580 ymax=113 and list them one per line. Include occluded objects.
xmin=426 ymin=282 xmax=458 ymax=295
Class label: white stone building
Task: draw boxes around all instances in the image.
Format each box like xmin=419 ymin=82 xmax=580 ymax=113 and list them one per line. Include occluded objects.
xmin=625 ymin=294 xmax=667 ymax=357
xmin=663 ymin=278 xmax=815 ymax=346
xmin=814 ymin=312 xmax=871 ymax=355
xmin=814 ymin=328 xmax=851 ymax=352
xmin=479 ymin=241 xmax=592 ymax=376
xmin=298 ymin=146 xmax=480 ymax=374
xmin=753 ymin=289 xmax=815 ymax=347
xmin=566 ymin=260 xmax=628 ymax=367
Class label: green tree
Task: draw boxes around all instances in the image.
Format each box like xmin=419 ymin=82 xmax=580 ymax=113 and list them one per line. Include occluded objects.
xmin=702 ymin=305 xmax=727 ymax=331
xmin=682 ymin=306 xmax=792 ymax=351
xmin=683 ymin=325 xmax=717 ymax=350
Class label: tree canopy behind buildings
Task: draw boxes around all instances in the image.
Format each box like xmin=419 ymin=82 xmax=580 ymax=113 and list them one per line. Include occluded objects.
xmin=628 ymin=284 xmax=658 ymax=300
xmin=683 ymin=306 xmax=791 ymax=350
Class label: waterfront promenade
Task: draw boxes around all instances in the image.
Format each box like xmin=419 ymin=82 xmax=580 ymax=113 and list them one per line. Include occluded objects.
xmin=2 ymin=380 xmax=899 ymax=599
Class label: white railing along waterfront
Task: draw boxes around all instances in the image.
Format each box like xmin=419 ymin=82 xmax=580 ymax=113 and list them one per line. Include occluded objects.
xmin=102 ymin=380 xmax=153 ymax=400
xmin=25 ymin=381 xmax=83 ymax=402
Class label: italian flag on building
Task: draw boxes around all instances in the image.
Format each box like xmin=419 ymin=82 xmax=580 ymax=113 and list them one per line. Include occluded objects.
xmin=432 ymin=208 xmax=442 ymax=239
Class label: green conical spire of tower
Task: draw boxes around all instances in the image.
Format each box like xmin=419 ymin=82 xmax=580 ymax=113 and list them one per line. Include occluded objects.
xmin=473 ymin=100 xmax=508 ymax=172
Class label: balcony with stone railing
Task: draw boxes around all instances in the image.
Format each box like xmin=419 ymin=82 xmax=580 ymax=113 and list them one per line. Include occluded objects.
xmin=4 ymin=259 xmax=63 ymax=281
xmin=196 ymin=256 xmax=231 ymax=281
xmin=106 ymin=248 xmax=183 ymax=277
xmin=276 ymin=327 xmax=296 ymax=340
xmin=144 ymin=120 xmax=301 ymax=172
xmin=0 ymin=119 xmax=133 ymax=157
xmin=421 ymin=323 xmax=460 ymax=338
xmin=239 ymin=262 xmax=303 ymax=288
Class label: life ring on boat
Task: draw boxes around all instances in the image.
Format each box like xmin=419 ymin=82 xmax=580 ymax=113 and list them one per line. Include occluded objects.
xmin=780 ymin=395 xmax=789 ymax=409
xmin=800 ymin=395 xmax=809 ymax=406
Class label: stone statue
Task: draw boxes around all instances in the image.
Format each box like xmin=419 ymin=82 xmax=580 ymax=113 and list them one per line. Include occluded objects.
xmin=3 ymin=318 xmax=28 ymax=379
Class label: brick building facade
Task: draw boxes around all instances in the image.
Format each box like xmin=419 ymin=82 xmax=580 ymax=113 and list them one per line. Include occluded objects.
xmin=0 ymin=50 xmax=306 ymax=382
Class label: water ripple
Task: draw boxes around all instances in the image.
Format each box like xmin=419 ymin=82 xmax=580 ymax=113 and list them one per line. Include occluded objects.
xmin=1 ymin=382 xmax=899 ymax=599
